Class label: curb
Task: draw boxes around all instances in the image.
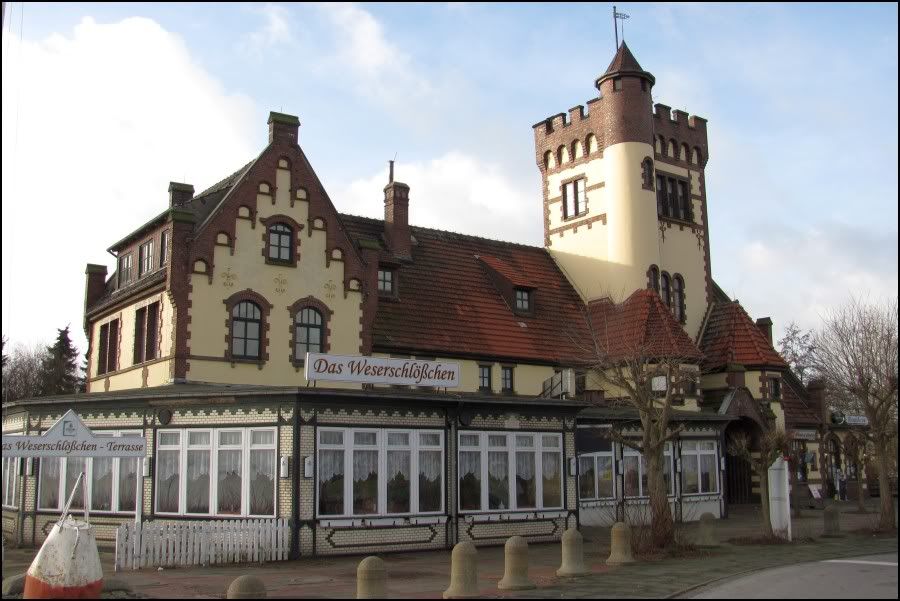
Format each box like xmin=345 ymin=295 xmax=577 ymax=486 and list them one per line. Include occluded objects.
xmin=666 ymin=547 xmax=898 ymax=599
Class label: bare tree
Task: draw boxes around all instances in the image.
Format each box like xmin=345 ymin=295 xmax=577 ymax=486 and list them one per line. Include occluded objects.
xmin=576 ymin=294 xmax=701 ymax=549
xmin=728 ymin=427 xmax=791 ymax=537
xmin=778 ymin=322 xmax=816 ymax=385
xmin=2 ymin=341 xmax=50 ymax=402
xmin=812 ymin=296 xmax=898 ymax=530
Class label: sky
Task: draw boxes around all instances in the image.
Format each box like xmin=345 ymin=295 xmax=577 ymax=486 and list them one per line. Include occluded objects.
xmin=2 ymin=2 xmax=898 ymax=360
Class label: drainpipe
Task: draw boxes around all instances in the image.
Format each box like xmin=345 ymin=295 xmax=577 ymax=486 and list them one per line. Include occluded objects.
xmin=16 ymin=409 xmax=30 ymax=547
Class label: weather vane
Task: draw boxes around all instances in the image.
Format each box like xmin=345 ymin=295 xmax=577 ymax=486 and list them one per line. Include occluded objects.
xmin=613 ymin=6 xmax=630 ymax=49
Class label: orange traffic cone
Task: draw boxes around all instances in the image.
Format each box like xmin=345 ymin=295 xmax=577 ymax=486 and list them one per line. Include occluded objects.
xmin=24 ymin=473 xmax=103 ymax=599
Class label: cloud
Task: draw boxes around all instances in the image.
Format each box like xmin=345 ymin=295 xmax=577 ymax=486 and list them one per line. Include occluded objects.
xmin=1 ymin=16 xmax=257 ymax=355
xmin=723 ymin=222 xmax=898 ymax=338
xmin=315 ymin=3 xmax=437 ymax=123
xmin=238 ymin=4 xmax=293 ymax=59
xmin=335 ymin=151 xmax=543 ymax=245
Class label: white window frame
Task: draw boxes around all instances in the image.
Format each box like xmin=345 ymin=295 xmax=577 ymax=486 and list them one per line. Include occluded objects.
xmin=562 ymin=179 xmax=586 ymax=219
xmin=578 ymin=450 xmax=616 ymax=501
xmin=622 ymin=443 xmax=674 ymax=499
xmin=457 ymin=430 xmax=564 ymax=513
xmin=315 ymin=427 xmax=445 ymax=518
xmin=37 ymin=430 xmax=142 ymax=514
xmin=2 ymin=456 xmax=20 ymax=509
xmin=154 ymin=427 xmax=277 ymax=518
xmin=680 ymin=440 xmax=720 ymax=495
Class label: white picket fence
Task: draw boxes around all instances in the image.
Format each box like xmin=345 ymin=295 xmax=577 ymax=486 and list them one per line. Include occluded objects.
xmin=114 ymin=518 xmax=290 ymax=571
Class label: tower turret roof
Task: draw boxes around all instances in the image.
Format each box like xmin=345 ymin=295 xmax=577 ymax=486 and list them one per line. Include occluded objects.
xmin=596 ymin=42 xmax=655 ymax=88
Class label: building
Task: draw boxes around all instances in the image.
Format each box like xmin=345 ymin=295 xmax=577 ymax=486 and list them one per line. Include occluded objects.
xmin=2 ymin=43 xmax=822 ymax=555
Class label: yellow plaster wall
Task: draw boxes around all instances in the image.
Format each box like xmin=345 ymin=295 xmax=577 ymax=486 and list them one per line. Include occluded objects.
xmin=548 ymin=142 xmax=662 ymax=304
xmin=657 ymin=225 xmax=708 ymax=339
xmin=88 ymin=291 xmax=173 ymax=392
xmin=187 ymin=164 xmax=363 ymax=386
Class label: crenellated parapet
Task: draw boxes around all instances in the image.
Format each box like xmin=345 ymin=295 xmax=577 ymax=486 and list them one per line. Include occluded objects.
xmin=532 ymin=97 xmax=605 ymax=174
xmin=652 ymin=103 xmax=709 ymax=168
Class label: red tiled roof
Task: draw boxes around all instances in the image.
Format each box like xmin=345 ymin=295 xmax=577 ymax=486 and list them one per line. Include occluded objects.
xmin=586 ymin=290 xmax=703 ymax=362
xmin=603 ymin=41 xmax=645 ymax=75
xmin=781 ymin=369 xmax=820 ymax=426
xmin=478 ymin=255 xmax=533 ymax=288
xmin=699 ymin=301 xmax=788 ymax=371
xmin=340 ymin=215 xmax=592 ymax=364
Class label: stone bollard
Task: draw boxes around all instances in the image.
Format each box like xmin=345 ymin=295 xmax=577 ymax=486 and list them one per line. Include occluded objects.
xmin=356 ymin=556 xmax=386 ymax=599
xmin=226 ymin=575 xmax=267 ymax=599
xmin=443 ymin=541 xmax=479 ymax=599
xmin=557 ymin=529 xmax=590 ymax=577
xmin=697 ymin=513 xmax=719 ymax=547
xmin=823 ymin=505 xmax=841 ymax=537
xmin=605 ymin=522 xmax=635 ymax=565
xmin=498 ymin=536 xmax=536 ymax=590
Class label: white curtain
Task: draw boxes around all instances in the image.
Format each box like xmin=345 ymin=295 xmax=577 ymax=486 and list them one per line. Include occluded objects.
xmin=39 ymin=458 xmax=60 ymax=509
xmin=250 ymin=449 xmax=275 ymax=515
xmin=156 ymin=449 xmax=180 ymax=513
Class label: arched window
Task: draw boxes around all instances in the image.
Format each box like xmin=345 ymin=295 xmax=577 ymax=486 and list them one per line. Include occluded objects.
xmin=672 ymin=275 xmax=685 ymax=323
xmin=668 ymin=139 xmax=677 ymax=158
xmin=586 ymin=134 xmax=598 ymax=154
xmin=655 ymin=137 xmax=662 ymax=155
xmin=692 ymin=147 xmax=702 ymax=165
xmin=268 ymin=223 xmax=293 ymax=262
xmin=648 ymin=265 xmax=660 ymax=292
xmin=232 ymin=301 xmax=261 ymax=359
xmin=295 ymin=308 xmax=324 ymax=358
xmin=543 ymin=150 xmax=555 ymax=170
xmin=641 ymin=157 xmax=654 ymax=190
xmin=681 ymin=143 xmax=690 ymax=163
xmin=661 ymin=273 xmax=671 ymax=307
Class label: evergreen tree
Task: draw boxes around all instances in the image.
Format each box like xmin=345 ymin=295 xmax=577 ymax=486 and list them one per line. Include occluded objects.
xmin=40 ymin=326 xmax=80 ymax=396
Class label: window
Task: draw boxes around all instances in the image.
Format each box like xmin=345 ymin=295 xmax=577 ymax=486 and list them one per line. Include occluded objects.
xmin=623 ymin=444 xmax=673 ymax=498
xmin=317 ymin=428 xmax=444 ymax=517
xmin=642 ymin=158 xmax=654 ymax=190
xmin=294 ymin=308 xmax=323 ymax=359
xmin=231 ymin=301 xmax=261 ymax=360
xmin=118 ymin=253 xmax=134 ymax=287
xmin=672 ymin=276 xmax=685 ymax=323
xmin=457 ymin=431 xmax=563 ymax=512
xmin=562 ymin=179 xmax=586 ymax=219
xmin=155 ymin=427 xmax=276 ymax=517
xmin=681 ymin=441 xmax=718 ymax=495
xmin=678 ymin=181 xmax=692 ymax=221
xmin=133 ymin=302 xmax=160 ymax=365
xmin=660 ymin=273 xmax=671 ymax=308
xmin=97 ymin=319 xmax=119 ymax=375
xmin=478 ymin=365 xmax=492 ymax=391
xmin=2 ymin=456 xmax=19 ymax=508
xmin=648 ymin=265 xmax=660 ymax=292
xmin=267 ymin=223 xmax=293 ymax=262
xmin=515 ymin=289 xmax=531 ymax=312
xmin=139 ymin=239 xmax=154 ymax=277
xmin=378 ymin=269 xmax=394 ymax=294
xmin=38 ymin=431 xmax=141 ymax=513
xmin=579 ymin=450 xmax=615 ymax=501
xmin=160 ymin=230 xmax=170 ymax=267
xmin=613 ymin=77 xmax=622 ymax=91
xmin=770 ymin=378 xmax=782 ymax=399
xmin=501 ymin=366 xmax=514 ymax=393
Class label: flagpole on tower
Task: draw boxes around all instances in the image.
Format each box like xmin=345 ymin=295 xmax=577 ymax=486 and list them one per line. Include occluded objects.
xmin=613 ymin=5 xmax=618 ymax=49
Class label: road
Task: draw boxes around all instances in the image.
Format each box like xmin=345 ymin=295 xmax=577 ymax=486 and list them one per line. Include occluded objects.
xmin=686 ymin=552 xmax=898 ymax=599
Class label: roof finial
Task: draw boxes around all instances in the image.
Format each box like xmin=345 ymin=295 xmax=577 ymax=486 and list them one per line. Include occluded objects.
xmin=613 ymin=6 xmax=630 ymax=50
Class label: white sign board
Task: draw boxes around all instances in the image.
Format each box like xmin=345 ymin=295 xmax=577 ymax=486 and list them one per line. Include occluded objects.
xmin=768 ymin=456 xmax=792 ymax=541
xmin=651 ymin=375 xmax=668 ymax=392
xmin=845 ymin=415 xmax=869 ymax=426
xmin=304 ymin=353 xmax=460 ymax=387
xmin=792 ymin=429 xmax=817 ymax=441
xmin=2 ymin=410 xmax=146 ymax=458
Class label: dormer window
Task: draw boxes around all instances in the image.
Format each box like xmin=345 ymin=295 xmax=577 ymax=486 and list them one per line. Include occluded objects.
xmin=613 ymin=77 xmax=623 ymax=91
xmin=118 ymin=253 xmax=133 ymax=287
xmin=770 ymin=378 xmax=782 ymax=399
xmin=378 ymin=268 xmax=394 ymax=294
xmin=139 ymin=239 xmax=154 ymax=277
xmin=515 ymin=288 xmax=531 ymax=312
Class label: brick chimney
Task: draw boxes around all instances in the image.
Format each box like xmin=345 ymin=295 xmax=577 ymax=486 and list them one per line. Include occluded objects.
xmin=268 ymin=111 xmax=300 ymax=146
xmin=755 ymin=317 xmax=773 ymax=344
xmin=807 ymin=378 xmax=827 ymax=424
xmin=168 ymin=182 xmax=194 ymax=207
xmin=384 ymin=160 xmax=412 ymax=259
xmin=83 ymin=264 xmax=108 ymax=336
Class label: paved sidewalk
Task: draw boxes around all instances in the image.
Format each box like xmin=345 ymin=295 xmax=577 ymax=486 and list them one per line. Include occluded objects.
xmin=3 ymin=502 xmax=896 ymax=598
